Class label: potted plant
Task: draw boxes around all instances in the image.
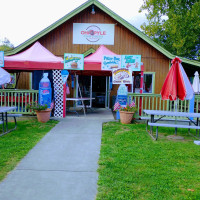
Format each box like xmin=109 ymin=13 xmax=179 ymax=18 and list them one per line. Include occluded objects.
xmin=119 ymin=104 xmax=137 ymax=124
xmin=27 ymin=101 xmax=51 ymax=123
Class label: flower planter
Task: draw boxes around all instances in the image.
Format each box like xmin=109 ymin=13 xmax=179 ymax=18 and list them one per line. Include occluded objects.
xmin=119 ymin=111 xmax=134 ymax=124
xmin=35 ymin=109 xmax=52 ymax=123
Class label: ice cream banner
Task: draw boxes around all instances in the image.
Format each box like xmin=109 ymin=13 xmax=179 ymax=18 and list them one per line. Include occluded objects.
xmin=112 ymin=68 xmax=133 ymax=84
xmin=101 ymin=55 xmax=121 ymax=70
xmin=121 ymin=55 xmax=141 ymax=71
xmin=0 ymin=51 xmax=4 ymax=67
xmin=64 ymin=53 xmax=84 ymax=70
xmin=61 ymin=70 xmax=69 ymax=84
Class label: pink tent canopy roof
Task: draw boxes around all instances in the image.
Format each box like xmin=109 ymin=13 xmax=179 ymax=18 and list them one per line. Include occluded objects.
xmin=84 ymin=45 xmax=117 ymax=74
xmin=84 ymin=45 xmax=117 ymax=64
xmin=4 ymin=42 xmax=63 ymax=70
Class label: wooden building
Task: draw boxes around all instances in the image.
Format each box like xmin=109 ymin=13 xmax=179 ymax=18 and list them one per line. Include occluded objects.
xmin=5 ymin=0 xmax=200 ymax=108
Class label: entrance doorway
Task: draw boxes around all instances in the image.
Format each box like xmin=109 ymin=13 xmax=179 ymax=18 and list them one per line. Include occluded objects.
xmin=92 ymin=76 xmax=106 ymax=108
xmin=76 ymin=75 xmax=109 ymax=108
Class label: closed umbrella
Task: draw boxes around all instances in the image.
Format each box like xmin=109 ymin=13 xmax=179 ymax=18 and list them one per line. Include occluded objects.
xmin=160 ymin=57 xmax=194 ymax=135
xmin=0 ymin=68 xmax=11 ymax=86
xmin=161 ymin=57 xmax=194 ymax=101
xmin=192 ymin=71 xmax=200 ymax=94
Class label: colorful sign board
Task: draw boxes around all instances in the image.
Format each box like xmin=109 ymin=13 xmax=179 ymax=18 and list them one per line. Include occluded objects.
xmin=112 ymin=68 xmax=133 ymax=84
xmin=121 ymin=55 xmax=141 ymax=71
xmin=0 ymin=51 xmax=4 ymax=67
xmin=64 ymin=53 xmax=84 ymax=70
xmin=117 ymin=84 xmax=128 ymax=108
xmin=101 ymin=55 xmax=121 ymax=70
xmin=61 ymin=70 xmax=69 ymax=84
xmin=101 ymin=54 xmax=141 ymax=72
xmin=73 ymin=23 xmax=115 ymax=45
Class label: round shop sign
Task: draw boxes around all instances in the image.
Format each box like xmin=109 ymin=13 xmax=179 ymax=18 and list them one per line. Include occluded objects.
xmin=83 ymin=25 xmax=106 ymax=42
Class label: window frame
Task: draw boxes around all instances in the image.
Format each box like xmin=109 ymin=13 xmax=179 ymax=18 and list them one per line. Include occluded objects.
xmin=143 ymin=72 xmax=155 ymax=94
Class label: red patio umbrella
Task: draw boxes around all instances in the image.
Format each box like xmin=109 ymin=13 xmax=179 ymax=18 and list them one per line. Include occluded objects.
xmin=161 ymin=57 xmax=194 ymax=101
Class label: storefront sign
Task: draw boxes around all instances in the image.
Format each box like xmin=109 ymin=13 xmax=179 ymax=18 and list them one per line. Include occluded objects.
xmin=117 ymin=84 xmax=128 ymax=107
xmin=101 ymin=55 xmax=121 ymax=70
xmin=0 ymin=51 xmax=4 ymax=67
xmin=73 ymin=23 xmax=115 ymax=45
xmin=112 ymin=68 xmax=133 ymax=84
xmin=64 ymin=53 xmax=84 ymax=70
xmin=121 ymin=55 xmax=141 ymax=71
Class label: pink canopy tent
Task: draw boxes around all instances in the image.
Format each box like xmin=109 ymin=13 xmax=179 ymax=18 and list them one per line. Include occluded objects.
xmin=4 ymin=42 xmax=63 ymax=71
xmin=83 ymin=45 xmax=116 ymax=76
xmin=84 ymin=45 xmax=117 ymax=68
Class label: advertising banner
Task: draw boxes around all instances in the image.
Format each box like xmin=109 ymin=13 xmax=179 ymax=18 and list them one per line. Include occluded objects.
xmin=61 ymin=69 xmax=69 ymax=84
xmin=112 ymin=68 xmax=133 ymax=84
xmin=64 ymin=53 xmax=84 ymax=70
xmin=121 ymin=55 xmax=141 ymax=71
xmin=0 ymin=51 xmax=4 ymax=67
xmin=73 ymin=23 xmax=115 ymax=45
xmin=101 ymin=55 xmax=121 ymax=70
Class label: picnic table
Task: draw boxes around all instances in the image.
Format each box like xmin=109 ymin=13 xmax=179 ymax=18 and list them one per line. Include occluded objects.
xmin=0 ymin=106 xmax=21 ymax=136
xmin=143 ymin=110 xmax=200 ymax=140
xmin=66 ymin=97 xmax=95 ymax=116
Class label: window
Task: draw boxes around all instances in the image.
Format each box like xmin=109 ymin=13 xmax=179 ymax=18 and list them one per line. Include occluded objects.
xmin=143 ymin=72 xmax=155 ymax=93
xmin=127 ymin=72 xmax=155 ymax=94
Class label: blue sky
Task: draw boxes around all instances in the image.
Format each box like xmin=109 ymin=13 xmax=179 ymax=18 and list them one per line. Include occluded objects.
xmin=0 ymin=0 xmax=147 ymax=47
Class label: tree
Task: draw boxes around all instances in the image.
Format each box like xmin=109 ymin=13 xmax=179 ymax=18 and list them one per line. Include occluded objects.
xmin=139 ymin=0 xmax=200 ymax=60
xmin=0 ymin=37 xmax=14 ymax=51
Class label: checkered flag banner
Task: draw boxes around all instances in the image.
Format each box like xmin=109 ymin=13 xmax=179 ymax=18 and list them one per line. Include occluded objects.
xmin=113 ymin=102 xmax=121 ymax=111
xmin=129 ymin=101 xmax=135 ymax=108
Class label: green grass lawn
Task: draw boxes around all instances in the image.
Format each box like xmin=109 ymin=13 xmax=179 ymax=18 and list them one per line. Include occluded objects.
xmin=97 ymin=122 xmax=200 ymax=200
xmin=0 ymin=117 xmax=58 ymax=181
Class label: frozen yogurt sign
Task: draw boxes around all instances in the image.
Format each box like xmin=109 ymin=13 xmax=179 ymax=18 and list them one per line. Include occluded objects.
xmin=102 ymin=55 xmax=121 ymax=70
xmin=102 ymin=55 xmax=141 ymax=72
xmin=0 ymin=51 xmax=4 ymax=67
xmin=73 ymin=23 xmax=115 ymax=45
xmin=64 ymin=53 xmax=84 ymax=70
xmin=112 ymin=68 xmax=133 ymax=84
xmin=121 ymin=55 xmax=141 ymax=71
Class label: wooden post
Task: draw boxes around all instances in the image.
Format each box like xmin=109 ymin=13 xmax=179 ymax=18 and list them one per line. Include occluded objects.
xmin=139 ymin=64 xmax=144 ymax=116
xmin=63 ymin=83 xmax=66 ymax=118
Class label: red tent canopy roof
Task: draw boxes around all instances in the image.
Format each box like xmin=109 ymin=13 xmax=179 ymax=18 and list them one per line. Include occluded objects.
xmin=84 ymin=45 xmax=117 ymax=64
xmin=4 ymin=42 xmax=63 ymax=70
xmin=84 ymin=45 xmax=117 ymax=72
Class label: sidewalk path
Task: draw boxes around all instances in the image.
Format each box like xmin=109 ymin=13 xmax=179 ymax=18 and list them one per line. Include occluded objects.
xmin=0 ymin=108 xmax=114 ymax=200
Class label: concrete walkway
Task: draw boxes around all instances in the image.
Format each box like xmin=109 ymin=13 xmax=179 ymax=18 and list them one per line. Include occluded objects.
xmin=0 ymin=108 xmax=114 ymax=200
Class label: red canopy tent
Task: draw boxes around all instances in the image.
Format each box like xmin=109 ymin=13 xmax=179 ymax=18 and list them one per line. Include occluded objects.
xmin=4 ymin=42 xmax=63 ymax=71
xmin=84 ymin=45 xmax=117 ymax=70
xmin=79 ymin=45 xmax=117 ymax=76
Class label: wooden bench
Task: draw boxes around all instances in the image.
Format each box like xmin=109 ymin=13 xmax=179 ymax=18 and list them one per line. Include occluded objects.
xmin=147 ymin=121 xmax=200 ymax=140
xmin=141 ymin=116 xmax=200 ymax=140
xmin=141 ymin=116 xmax=193 ymax=132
